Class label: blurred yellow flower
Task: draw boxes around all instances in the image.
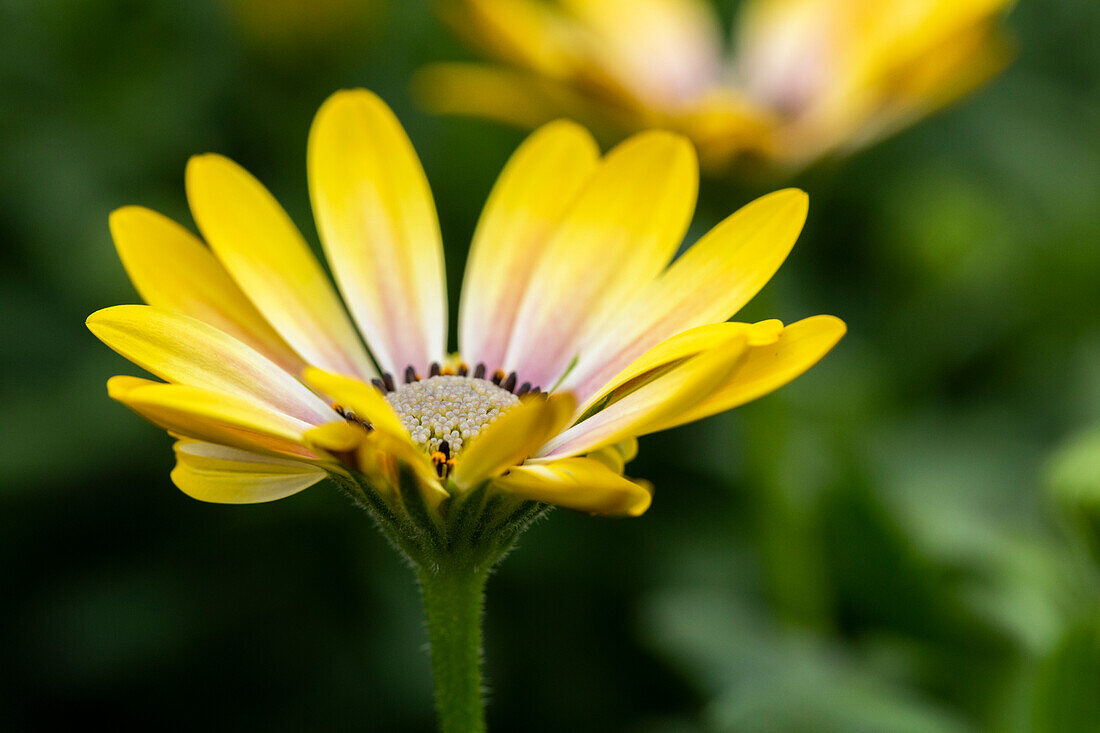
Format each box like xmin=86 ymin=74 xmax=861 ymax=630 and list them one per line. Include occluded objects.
xmin=88 ymin=89 xmax=843 ymax=520
xmin=418 ymin=0 xmax=1014 ymax=171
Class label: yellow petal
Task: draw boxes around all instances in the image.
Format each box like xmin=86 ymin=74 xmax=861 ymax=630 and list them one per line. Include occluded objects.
xmin=861 ymin=22 xmax=1012 ymax=146
xmin=650 ymin=314 xmax=846 ymax=431
xmin=302 ymin=367 xmax=409 ymax=438
xmin=185 ymin=153 xmax=375 ymax=379
xmin=300 ymin=424 xmax=444 ymax=505
xmin=585 ymin=436 xmax=639 ymax=474
xmin=87 ymin=305 xmax=335 ymax=424
xmin=736 ymin=0 xmax=1011 ymax=164
xmin=678 ymin=88 xmax=778 ymax=170
xmin=502 ymin=130 xmax=698 ymax=389
xmin=436 ymin=0 xmax=578 ymax=76
xmin=308 ymin=89 xmax=447 ymax=377
xmin=452 ymin=393 xmax=576 ymax=489
xmin=560 ymin=0 xmax=723 ymax=108
xmin=414 ymin=63 xmax=584 ymax=130
xmin=108 ymin=206 xmax=304 ymax=376
xmin=367 ymin=429 xmax=451 ymax=509
xmin=107 ymin=376 xmax=320 ymax=459
xmin=746 ymin=319 xmax=785 ymax=346
xmin=303 ymin=421 xmax=366 ymax=453
xmin=573 ymin=322 xmax=758 ymax=419
xmin=458 ymin=120 xmax=600 ymax=372
xmin=171 ymin=441 xmax=328 ymax=504
xmin=302 ymin=369 xmax=449 ymax=506
xmin=492 ymin=457 xmax=652 ymax=516
xmin=563 ymin=189 xmax=807 ymax=402
xmin=538 ymin=329 xmax=748 ymax=459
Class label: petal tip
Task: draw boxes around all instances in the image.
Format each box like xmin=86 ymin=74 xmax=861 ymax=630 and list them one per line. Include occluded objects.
xmin=536 ymin=117 xmax=596 ymax=141
xmin=314 ymin=87 xmax=390 ymax=125
xmin=85 ymin=303 xmax=146 ymax=332
xmin=105 ymin=374 xmax=157 ymax=400
xmin=84 ymin=305 xmax=118 ymax=331
xmin=824 ymin=315 xmax=848 ymax=341
xmin=185 ymin=153 xmax=235 ymax=186
xmin=107 ymin=205 xmax=148 ymax=229
xmin=614 ymin=129 xmax=698 ymax=168
xmin=626 ymin=492 xmax=653 ymax=518
xmin=770 ymin=187 xmax=809 ymax=215
xmin=810 ymin=314 xmax=848 ymax=339
xmin=327 ymin=87 xmax=381 ymax=104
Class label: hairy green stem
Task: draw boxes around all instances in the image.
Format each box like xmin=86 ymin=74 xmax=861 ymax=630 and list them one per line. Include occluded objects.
xmin=418 ymin=561 xmax=489 ymax=733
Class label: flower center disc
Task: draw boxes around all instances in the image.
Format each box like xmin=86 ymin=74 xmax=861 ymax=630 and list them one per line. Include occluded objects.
xmin=385 ymin=375 xmax=520 ymax=457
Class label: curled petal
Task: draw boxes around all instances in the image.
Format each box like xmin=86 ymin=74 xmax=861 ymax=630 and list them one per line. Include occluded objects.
xmin=303 ymin=421 xmax=367 ymax=454
xmin=492 ymin=457 xmax=652 ymax=517
xmin=453 ymin=393 xmax=575 ymax=489
xmin=539 ymin=329 xmax=748 ymax=459
xmin=584 ymin=437 xmax=639 ymax=474
xmin=649 ymin=314 xmax=846 ymax=431
xmin=302 ymin=367 xmax=409 ymax=439
xmin=574 ymin=322 xmax=759 ymax=419
xmin=300 ymin=373 xmax=447 ymax=507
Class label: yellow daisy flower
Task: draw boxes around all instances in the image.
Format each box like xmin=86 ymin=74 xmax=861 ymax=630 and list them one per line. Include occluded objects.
xmin=88 ymin=88 xmax=843 ymax=535
xmin=418 ymin=0 xmax=1014 ymax=170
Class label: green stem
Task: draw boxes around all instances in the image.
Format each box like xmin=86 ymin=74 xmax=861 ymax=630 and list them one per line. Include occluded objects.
xmin=417 ymin=561 xmax=489 ymax=733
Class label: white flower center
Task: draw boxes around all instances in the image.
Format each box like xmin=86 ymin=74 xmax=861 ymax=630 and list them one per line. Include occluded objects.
xmin=385 ymin=375 xmax=520 ymax=457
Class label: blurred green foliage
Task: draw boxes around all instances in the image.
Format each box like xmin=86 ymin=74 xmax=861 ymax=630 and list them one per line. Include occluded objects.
xmin=2 ymin=1 xmax=1099 ymax=731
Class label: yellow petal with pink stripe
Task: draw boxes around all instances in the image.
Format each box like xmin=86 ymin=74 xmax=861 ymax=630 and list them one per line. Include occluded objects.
xmin=453 ymin=393 xmax=575 ymax=489
xmin=492 ymin=457 xmax=652 ymax=516
xmin=107 ymin=377 xmax=321 ymax=459
xmin=186 ymin=153 xmax=375 ymax=379
xmin=649 ymin=314 xmax=846 ymax=432
xmin=572 ymin=322 xmax=762 ymax=420
xmin=539 ymin=330 xmax=748 ymax=459
xmin=87 ymin=305 xmax=335 ymax=424
xmin=171 ymin=441 xmax=328 ymax=504
xmin=458 ymin=120 xmax=600 ymax=373
xmin=561 ymin=0 xmax=723 ymax=107
xmin=563 ymin=189 xmax=807 ymax=402
xmin=502 ymin=130 xmax=698 ymax=389
xmin=308 ymin=89 xmax=447 ymax=377
xmin=108 ymin=205 xmax=304 ymax=376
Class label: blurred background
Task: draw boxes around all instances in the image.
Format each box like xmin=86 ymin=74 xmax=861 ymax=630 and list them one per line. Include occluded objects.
xmin=2 ymin=0 xmax=1099 ymax=730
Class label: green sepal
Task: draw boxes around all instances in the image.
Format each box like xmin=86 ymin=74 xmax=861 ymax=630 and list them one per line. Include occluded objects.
xmin=326 ymin=466 xmax=547 ymax=572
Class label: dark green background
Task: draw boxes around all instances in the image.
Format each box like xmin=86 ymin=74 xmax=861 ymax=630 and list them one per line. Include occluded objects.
xmin=3 ymin=1 xmax=1099 ymax=730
